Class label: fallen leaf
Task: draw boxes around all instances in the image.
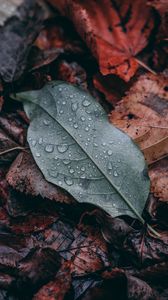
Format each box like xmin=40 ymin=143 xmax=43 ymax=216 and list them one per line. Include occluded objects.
xmin=93 ymin=73 xmax=129 ymax=106
xmin=149 ymin=158 xmax=168 ymax=202
xmin=0 ymin=273 xmax=15 ymax=290
xmin=0 ymin=113 xmax=26 ymax=145
xmin=35 ymin=17 xmax=85 ymax=55
xmin=6 ymin=152 xmax=75 ymax=204
xmin=56 ymin=60 xmax=87 ymax=90
xmin=34 ymin=218 xmax=110 ymax=276
xmin=133 ymin=261 xmax=168 ymax=284
xmin=79 ymin=209 xmax=133 ymax=245
xmin=0 ymin=229 xmax=36 ymax=272
xmin=33 ymin=261 xmax=73 ymax=300
xmin=15 ymin=81 xmax=150 ymax=222
xmin=0 ymin=82 xmax=4 ymax=112
xmin=124 ymin=230 xmax=168 ymax=267
xmin=0 ymin=0 xmax=44 ymax=82
xmin=18 ymin=248 xmax=61 ymax=293
xmin=48 ymin=0 xmax=154 ymax=81
xmin=0 ymin=0 xmax=22 ymax=26
xmin=0 ymin=128 xmax=20 ymax=163
xmin=147 ymin=0 xmax=168 ymax=14
xmin=109 ymin=73 xmax=168 ymax=165
xmin=81 ymin=269 xmax=157 ymax=300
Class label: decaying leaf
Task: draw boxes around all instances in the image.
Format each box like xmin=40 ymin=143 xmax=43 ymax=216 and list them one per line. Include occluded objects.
xmin=15 ymin=81 xmax=150 ymax=222
xmin=0 ymin=0 xmax=22 ymax=26
xmin=48 ymin=0 xmax=154 ymax=81
xmin=109 ymin=73 xmax=168 ymax=165
xmin=124 ymin=229 xmax=168 ymax=270
xmin=6 ymin=152 xmax=75 ymax=204
xmin=93 ymin=73 xmax=129 ymax=106
xmin=149 ymin=158 xmax=168 ymax=202
xmin=81 ymin=269 xmax=157 ymax=300
xmin=0 ymin=0 xmax=44 ymax=82
xmin=147 ymin=0 xmax=168 ymax=14
xmin=33 ymin=261 xmax=73 ymax=300
xmin=18 ymin=248 xmax=61 ymax=292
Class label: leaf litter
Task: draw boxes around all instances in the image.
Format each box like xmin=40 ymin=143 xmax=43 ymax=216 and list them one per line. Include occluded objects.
xmin=0 ymin=0 xmax=168 ymax=299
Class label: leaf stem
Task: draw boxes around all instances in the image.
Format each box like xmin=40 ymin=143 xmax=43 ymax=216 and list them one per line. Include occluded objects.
xmin=0 ymin=146 xmax=27 ymax=156
xmin=147 ymin=224 xmax=161 ymax=237
xmin=135 ymin=58 xmax=157 ymax=75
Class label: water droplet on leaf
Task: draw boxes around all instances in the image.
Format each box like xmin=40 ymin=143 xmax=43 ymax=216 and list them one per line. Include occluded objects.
xmin=38 ymin=137 xmax=43 ymax=145
xmin=45 ymin=144 xmax=54 ymax=153
xmin=107 ymin=162 xmax=113 ymax=170
xmin=71 ymin=103 xmax=78 ymax=112
xmin=80 ymin=174 xmax=86 ymax=179
xmin=63 ymin=159 xmax=70 ymax=165
xmin=57 ymin=144 xmax=68 ymax=153
xmin=107 ymin=150 xmax=113 ymax=156
xmin=48 ymin=170 xmax=58 ymax=178
xmin=43 ymin=119 xmax=50 ymax=126
xmin=35 ymin=152 xmax=41 ymax=157
xmin=80 ymin=116 xmax=85 ymax=122
xmin=73 ymin=123 xmax=78 ymax=129
xmin=83 ymin=100 xmax=90 ymax=107
xmin=31 ymin=140 xmax=37 ymax=147
xmin=113 ymin=170 xmax=118 ymax=177
xmin=65 ymin=177 xmax=74 ymax=186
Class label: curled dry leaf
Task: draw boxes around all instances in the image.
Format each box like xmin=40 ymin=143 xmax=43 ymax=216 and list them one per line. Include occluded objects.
xmin=48 ymin=0 xmax=154 ymax=81
xmin=109 ymin=73 xmax=168 ymax=165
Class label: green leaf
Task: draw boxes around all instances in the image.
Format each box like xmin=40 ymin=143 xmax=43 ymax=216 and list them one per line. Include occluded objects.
xmin=15 ymin=81 xmax=150 ymax=221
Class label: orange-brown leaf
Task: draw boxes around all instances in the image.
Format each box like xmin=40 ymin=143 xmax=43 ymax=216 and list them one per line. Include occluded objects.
xmin=48 ymin=0 xmax=154 ymax=81
xmin=109 ymin=73 xmax=168 ymax=165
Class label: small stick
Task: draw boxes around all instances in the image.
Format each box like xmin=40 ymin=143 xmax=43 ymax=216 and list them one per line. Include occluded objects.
xmin=0 ymin=146 xmax=27 ymax=156
xmin=135 ymin=58 xmax=157 ymax=75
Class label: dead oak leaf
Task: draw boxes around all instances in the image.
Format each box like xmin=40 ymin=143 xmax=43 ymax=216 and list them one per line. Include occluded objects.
xmin=48 ymin=0 xmax=154 ymax=81
xmin=109 ymin=73 xmax=168 ymax=165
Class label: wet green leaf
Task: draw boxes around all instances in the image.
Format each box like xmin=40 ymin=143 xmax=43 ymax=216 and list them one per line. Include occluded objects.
xmin=15 ymin=82 xmax=150 ymax=221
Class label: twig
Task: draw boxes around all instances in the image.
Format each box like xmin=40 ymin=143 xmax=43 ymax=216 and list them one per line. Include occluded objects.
xmin=135 ymin=58 xmax=157 ymax=75
xmin=0 ymin=146 xmax=28 ymax=156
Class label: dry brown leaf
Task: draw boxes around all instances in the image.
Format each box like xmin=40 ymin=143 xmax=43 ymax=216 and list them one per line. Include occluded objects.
xmin=6 ymin=152 xmax=75 ymax=204
xmin=147 ymin=0 xmax=168 ymax=14
xmin=48 ymin=0 xmax=154 ymax=81
xmin=109 ymin=73 xmax=168 ymax=165
xmin=149 ymin=158 xmax=168 ymax=202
